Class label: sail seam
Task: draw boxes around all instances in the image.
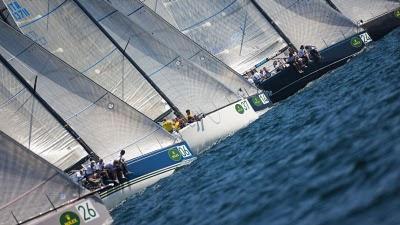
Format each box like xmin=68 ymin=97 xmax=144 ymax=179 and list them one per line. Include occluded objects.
xmin=19 ymin=0 xmax=67 ymax=28
xmin=64 ymin=93 xmax=108 ymax=121
xmin=180 ymin=0 xmax=239 ymax=32
xmin=81 ymin=47 xmax=118 ymax=73
xmin=148 ymin=56 xmax=179 ymax=77
xmin=126 ymin=6 xmax=144 ymax=16
xmin=97 ymin=9 xmax=118 ymax=22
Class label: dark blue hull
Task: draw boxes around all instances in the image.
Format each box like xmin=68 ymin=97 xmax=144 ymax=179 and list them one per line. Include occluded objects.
xmin=99 ymin=142 xmax=195 ymax=199
xmin=257 ymin=34 xmax=367 ymax=103
xmin=362 ymin=8 xmax=400 ymax=41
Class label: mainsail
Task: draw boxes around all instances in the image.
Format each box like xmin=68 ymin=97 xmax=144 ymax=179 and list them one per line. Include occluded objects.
xmin=144 ymin=0 xmax=288 ymax=74
xmin=0 ymin=56 xmax=87 ymax=170
xmin=252 ymin=0 xmax=360 ymax=50
xmin=0 ymin=20 xmax=178 ymax=164
xmin=147 ymin=0 xmax=360 ymax=71
xmin=329 ymin=0 xmax=400 ymax=23
xmin=0 ymin=131 xmax=86 ymax=225
xmin=77 ymin=0 xmax=247 ymax=115
xmin=104 ymin=0 xmax=258 ymax=96
xmin=2 ymin=0 xmax=169 ymax=120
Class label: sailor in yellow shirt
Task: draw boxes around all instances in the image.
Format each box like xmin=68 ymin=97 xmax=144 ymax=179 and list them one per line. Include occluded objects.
xmin=162 ymin=118 xmax=175 ymax=133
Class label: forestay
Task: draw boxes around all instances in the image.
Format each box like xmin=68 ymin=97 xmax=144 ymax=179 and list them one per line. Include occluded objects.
xmin=2 ymin=0 xmax=168 ymax=120
xmin=330 ymin=0 xmax=400 ymax=23
xmin=0 ymin=131 xmax=86 ymax=225
xmin=78 ymin=0 xmax=243 ymax=115
xmin=0 ymin=20 xmax=178 ymax=164
xmin=254 ymin=0 xmax=360 ymax=50
xmin=0 ymin=59 xmax=87 ymax=170
xmin=104 ymin=0 xmax=258 ymax=96
xmin=147 ymin=0 xmax=288 ymax=74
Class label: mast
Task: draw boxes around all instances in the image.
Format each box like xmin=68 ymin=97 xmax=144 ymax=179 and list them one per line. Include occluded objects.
xmin=250 ymin=0 xmax=297 ymax=51
xmin=0 ymin=52 xmax=99 ymax=160
xmin=325 ymin=0 xmax=341 ymax=13
xmin=73 ymin=0 xmax=183 ymax=118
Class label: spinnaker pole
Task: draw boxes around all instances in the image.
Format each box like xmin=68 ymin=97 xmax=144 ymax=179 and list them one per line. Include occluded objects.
xmin=250 ymin=0 xmax=297 ymax=51
xmin=73 ymin=0 xmax=184 ymax=118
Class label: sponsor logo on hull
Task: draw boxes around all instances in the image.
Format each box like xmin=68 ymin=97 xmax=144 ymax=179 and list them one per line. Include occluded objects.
xmin=395 ymin=9 xmax=400 ymax=19
xmin=59 ymin=211 xmax=80 ymax=225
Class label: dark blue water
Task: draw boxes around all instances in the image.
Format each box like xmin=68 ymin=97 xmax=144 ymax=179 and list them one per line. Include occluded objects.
xmin=112 ymin=29 xmax=400 ymax=225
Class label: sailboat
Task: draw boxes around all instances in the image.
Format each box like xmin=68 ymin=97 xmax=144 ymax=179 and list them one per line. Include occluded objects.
xmin=0 ymin=19 xmax=196 ymax=209
xmin=100 ymin=0 xmax=271 ymax=112
xmin=0 ymin=131 xmax=112 ymax=225
xmin=327 ymin=0 xmax=400 ymax=40
xmin=1 ymin=0 xmax=270 ymax=154
xmin=143 ymin=0 xmax=372 ymax=102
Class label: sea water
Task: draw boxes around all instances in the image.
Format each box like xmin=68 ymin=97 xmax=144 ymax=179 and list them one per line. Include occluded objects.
xmin=112 ymin=28 xmax=400 ymax=225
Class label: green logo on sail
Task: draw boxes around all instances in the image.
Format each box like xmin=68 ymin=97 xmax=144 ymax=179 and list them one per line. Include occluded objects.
xmin=252 ymin=96 xmax=263 ymax=107
xmin=395 ymin=9 xmax=400 ymax=19
xmin=60 ymin=211 xmax=80 ymax=225
xmin=351 ymin=37 xmax=363 ymax=48
xmin=235 ymin=104 xmax=245 ymax=114
xmin=168 ymin=148 xmax=182 ymax=161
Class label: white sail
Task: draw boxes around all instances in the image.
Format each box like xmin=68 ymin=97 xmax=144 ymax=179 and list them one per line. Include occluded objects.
xmin=254 ymin=0 xmax=360 ymax=50
xmin=0 ymin=20 xmax=178 ymax=164
xmin=330 ymin=0 xmax=400 ymax=23
xmin=0 ymin=131 xmax=87 ymax=225
xmin=145 ymin=0 xmax=288 ymax=73
xmin=0 ymin=59 xmax=87 ymax=170
xmin=105 ymin=0 xmax=259 ymax=96
xmin=78 ymin=0 xmax=246 ymax=115
xmin=2 ymin=0 xmax=169 ymax=120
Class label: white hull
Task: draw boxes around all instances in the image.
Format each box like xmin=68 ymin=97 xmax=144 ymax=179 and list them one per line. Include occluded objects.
xmin=101 ymin=168 xmax=175 ymax=210
xmin=179 ymin=99 xmax=259 ymax=154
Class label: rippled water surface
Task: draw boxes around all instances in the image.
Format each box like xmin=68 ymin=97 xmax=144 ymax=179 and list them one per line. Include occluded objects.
xmin=112 ymin=29 xmax=400 ymax=225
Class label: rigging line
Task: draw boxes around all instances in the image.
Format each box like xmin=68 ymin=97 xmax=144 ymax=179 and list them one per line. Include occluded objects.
xmin=74 ymin=0 xmax=184 ymax=118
